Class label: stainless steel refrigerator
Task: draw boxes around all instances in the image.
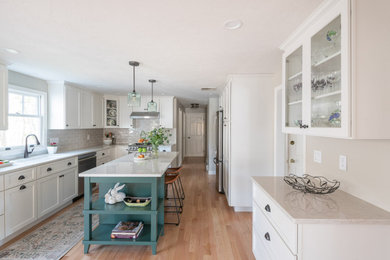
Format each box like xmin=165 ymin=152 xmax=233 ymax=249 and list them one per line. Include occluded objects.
xmin=214 ymin=110 xmax=224 ymax=193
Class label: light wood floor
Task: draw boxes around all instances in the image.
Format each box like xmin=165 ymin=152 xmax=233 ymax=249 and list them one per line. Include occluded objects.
xmin=28 ymin=157 xmax=254 ymax=259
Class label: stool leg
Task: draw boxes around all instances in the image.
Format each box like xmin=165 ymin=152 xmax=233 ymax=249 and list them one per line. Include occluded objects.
xmin=178 ymin=176 xmax=185 ymax=200
xmin=173 ymin=181 xmax=183 ymax=213
xmin=164 ymin=183 xmax=181 ymax=225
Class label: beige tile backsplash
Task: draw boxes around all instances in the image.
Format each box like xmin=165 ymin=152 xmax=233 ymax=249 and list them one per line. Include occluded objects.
xmin=47 ymin=129 xmax=104 ymax=152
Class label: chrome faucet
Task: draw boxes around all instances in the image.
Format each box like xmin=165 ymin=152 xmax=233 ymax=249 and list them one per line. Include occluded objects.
xmin=24 ymin=134 xmax=41 ymax=158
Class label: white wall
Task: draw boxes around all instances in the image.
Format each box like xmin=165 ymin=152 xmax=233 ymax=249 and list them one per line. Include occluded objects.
xmin=207 ymin=97 xmax=219 ymax=174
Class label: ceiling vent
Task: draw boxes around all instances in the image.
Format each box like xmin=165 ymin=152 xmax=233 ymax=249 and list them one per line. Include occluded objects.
xmin=201 ymin=88 xmax=217 ymax=91
xmin=191 ymin=103 xmax=200 ymax=108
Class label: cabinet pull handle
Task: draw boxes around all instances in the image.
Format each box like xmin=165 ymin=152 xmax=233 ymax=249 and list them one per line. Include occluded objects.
xmin=93 ymin=124 xmax=96 ymax=127
xmin=265 ymin=204 xmax=271 ymax=212
xmin=264 ymin=232 xmax=271 ymax=241
xmin=68 ymin=162 xmax=72 ymax=166
xmin=102 ymin=153 xmax=105 ymax=156
xmin=19 ymin=185 xmax=26 ymax=190
xmin=18 ymin=175 xmax=25 ymax=180
xmin=59 ymin=175 xmax=65 ymax=178
xmin=47 ymin=167 xmax=52 ymax=172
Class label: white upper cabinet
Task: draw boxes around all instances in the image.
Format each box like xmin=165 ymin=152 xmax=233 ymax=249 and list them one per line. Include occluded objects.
xmin=48 ymin=82 xmax=102 ymax=129
xmin=92 ymin=93 xmax=104 ymax=128
xmin=0 ymin=64 xmax=8 ymax=130
xmin=80 ymin=90 xmax=93 ymax=129
xmin=281 ymin=0 xmax=390 ymax=139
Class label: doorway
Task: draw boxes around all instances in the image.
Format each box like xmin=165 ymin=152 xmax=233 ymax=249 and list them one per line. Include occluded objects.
xmin=185 ymin=112 xmax=206 ymax=157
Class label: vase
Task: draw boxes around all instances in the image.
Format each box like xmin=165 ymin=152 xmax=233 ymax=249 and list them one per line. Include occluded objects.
xmin=47 ymin=146 xmax=58 ymax=154
xmin=152 ymin=145 xmax=159 ymax=158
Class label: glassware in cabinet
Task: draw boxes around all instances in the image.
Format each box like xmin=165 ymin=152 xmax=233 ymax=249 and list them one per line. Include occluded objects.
xmin=285 ymin=46 xmax=303 ymax=128
xmin=310 ymin=15 xmax=342 ymax=128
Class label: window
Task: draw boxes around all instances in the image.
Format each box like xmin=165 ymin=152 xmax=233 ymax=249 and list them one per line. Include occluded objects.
xmin=0 ymin=87 xmax=46 ymax=149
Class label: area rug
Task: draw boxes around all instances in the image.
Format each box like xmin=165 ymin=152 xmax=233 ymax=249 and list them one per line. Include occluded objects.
xmin=0 ymin=196 xmax=99 ymax=260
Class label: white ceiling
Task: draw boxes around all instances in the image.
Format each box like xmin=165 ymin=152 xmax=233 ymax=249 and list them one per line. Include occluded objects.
xmin=0 ymin=0 xmax=322 ymax=105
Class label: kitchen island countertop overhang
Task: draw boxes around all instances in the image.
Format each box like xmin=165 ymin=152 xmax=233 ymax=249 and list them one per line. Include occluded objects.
xmin=79 ymin=152 xmax=178 ymax=178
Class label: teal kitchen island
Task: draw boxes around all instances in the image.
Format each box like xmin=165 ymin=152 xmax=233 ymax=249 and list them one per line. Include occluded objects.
xmin=79 ymin=152 xmax=178 ymax=255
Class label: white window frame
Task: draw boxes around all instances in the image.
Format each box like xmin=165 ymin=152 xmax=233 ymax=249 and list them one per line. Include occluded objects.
xmin=0 ymin=85 xmax=47 ymax=151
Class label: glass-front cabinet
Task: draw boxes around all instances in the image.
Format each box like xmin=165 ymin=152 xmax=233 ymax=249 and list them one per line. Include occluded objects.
xmin=282 ymin=0 xmax=349 ymax=137
xmin=284 ymin=47 xmax=303 ymax=129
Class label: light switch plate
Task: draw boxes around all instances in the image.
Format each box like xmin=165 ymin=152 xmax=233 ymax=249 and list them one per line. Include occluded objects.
xmin=314 ymin=150 xmax=322 ymax=163
xmin=339 ymin=155 xmax=347 ymax=171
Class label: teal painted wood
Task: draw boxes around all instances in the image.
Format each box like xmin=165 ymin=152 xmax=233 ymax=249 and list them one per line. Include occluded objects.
xmin=83 ymin=175 xmax=165 ymax=255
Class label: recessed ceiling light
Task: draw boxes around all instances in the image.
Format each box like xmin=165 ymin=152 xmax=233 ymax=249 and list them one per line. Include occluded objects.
xmin=3 ymin=48 xmax=19 ymax=54
xmin=224 ymin=20 xmax=243 ymax=30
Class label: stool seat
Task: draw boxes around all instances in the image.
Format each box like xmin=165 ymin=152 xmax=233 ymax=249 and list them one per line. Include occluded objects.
xmin=165 ymin=175 xmax=178 ymax=184
xmin=166 ymin=166 xmax=183 ymax=175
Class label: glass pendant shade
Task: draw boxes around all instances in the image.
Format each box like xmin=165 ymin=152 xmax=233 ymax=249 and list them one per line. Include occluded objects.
xmin=128 ymin=91 xmax=141 ymax=107
xmin=147 ymin=79 xmax=157 ymax=111
xmin=128 ymin=61 xmax=141 ymax=107
xmin=147 ymin=101 xmax=158 ymax=112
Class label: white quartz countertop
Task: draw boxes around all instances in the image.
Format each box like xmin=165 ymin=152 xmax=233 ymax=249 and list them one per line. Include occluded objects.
xmin=252 ymin=176 xmax=390 ymax=224
xmin=0 ymin=145 xmax=113 ymax=175
xmin=79 ymin=152 xmax=178 ymax=178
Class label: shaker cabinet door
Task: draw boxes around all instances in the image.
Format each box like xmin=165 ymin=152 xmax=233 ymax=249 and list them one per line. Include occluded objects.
xmin=5 ymin=182 xmax=37 ymax=236
xmin=37 ymin=174 xmax=60 ymax=218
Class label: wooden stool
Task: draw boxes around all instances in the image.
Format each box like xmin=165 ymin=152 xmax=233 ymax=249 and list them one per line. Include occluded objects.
xmin=165 ymin=166 xmax=185 ymax=200
xmin=164 ymin=175 xmax=182 ymax=225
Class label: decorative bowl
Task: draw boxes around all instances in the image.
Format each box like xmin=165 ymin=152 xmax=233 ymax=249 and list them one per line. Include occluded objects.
xmin=284 ymin=174 xmax=340 ymax=194
xmin=123 ymin=197 xmax=151 ymax=207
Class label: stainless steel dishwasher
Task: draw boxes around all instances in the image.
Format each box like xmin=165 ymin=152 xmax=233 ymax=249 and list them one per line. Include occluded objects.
xmin=77 ymin=152 xmax=97 ymax=197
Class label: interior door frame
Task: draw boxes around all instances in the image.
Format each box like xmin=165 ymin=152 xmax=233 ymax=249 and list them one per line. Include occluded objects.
xmin=274 ymin=85 xmax=288 ymax=176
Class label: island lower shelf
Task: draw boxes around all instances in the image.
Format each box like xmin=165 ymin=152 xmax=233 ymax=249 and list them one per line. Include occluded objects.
xmin=84 ymin=198 xmax=164 ymax=215
xmin=83 ymin=224 xmax=164 ymax=246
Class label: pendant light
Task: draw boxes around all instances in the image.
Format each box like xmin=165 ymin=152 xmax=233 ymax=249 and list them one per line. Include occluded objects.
xmin=147 ymin=79 xmax=158 ymax=112
xmin=128 ymin=61 xmax=141 ymax=107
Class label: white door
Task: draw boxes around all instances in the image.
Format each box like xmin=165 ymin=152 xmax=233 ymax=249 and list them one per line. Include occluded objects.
xmin=185 ymin=113 xmax=205 ymax=157
xmin=92 ymin=93 xmax=103 ymax=128
xmin=287 ymin=134 xmax=305 ymax=176
xmin=60 ymin=168 xmax=77 ymax=203
xmin=81 ymin=91 xmax=93 ymax=128
xmin=65 ymin=85 xmax=80 ymax=128
xmin=5 ymin=182 xmax=37 ymax=236
xmin=37 ymin=174 xmax=60 ymax=217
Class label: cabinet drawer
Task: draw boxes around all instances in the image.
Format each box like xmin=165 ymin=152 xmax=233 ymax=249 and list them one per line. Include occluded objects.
xmin=97 ymin=149 xmax=110 ymax=160
xmin=253 ymin=183 xmax=297 ymax=254
xmin=97 ymin=156 xmax=111 ymax=166
xmin=37 ymin=157 xmax=77 ymax=179
xmin=253 ymin=228 xmax=272 ymax=260
xmin=5 ymin=168 xmax=36 ymax=190
xmin=253 ymin=202 xmax=296 ymax=260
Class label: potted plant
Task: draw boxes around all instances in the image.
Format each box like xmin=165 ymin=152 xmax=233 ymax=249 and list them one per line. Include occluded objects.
xmin=104 ymin=132 xmax=113 ymax=145
xmin=47 ymin=142 xmax=58 ymax=154
xmin=142 ymin=127 xmax=171 ymax=158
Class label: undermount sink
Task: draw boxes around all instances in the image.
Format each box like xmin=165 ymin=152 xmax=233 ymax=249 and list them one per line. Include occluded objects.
xmin=13 ymin=154 xmax=61 ymax=164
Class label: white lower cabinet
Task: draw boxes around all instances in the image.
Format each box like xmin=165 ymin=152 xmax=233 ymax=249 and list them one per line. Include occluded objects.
xmin=59 ymin=168 xmax=77 ymax=203
xmin=5 ymin=182 xmax=37 ymax=236
xmin=37 ymin=174 xmax=60 ymax=218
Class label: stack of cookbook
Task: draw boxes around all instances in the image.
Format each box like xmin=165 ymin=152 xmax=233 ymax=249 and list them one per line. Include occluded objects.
xmin=110 ymin=221 xmax=144 ymax=239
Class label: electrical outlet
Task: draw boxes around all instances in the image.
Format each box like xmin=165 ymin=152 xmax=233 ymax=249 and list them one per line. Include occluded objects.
xmin=339 ymin=155 xmax=347 ymax=171
xmin=314 ymin=150 xmax=322 ymax=163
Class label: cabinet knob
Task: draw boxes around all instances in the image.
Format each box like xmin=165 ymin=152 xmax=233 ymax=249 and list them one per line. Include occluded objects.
xmin=102 ymin=153 xmax=105 ymax=156
xmin=19 ymin=185 xmax=26 ymax=190
xmin=265 ymin=204 xmax=271 ymax=212
xmin=59 ymin=175 xmax=65 ymax=178
xmin=68 ymin=162 xmax=72 ymax=166
xmin=290 ymin=159 xmax=296 ymax=163
xmin=18 ymin=175 xmax=25 ymax=180
xmin=264 ymin=232 xmax=271 ymax=241
xmin=47 ymin=167 xmax=52 ymax=172
xmin=66 ymin=124 xmax=69 ymax=127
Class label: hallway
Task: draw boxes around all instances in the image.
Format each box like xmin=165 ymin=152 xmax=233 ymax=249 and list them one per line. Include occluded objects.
xmin=64 ymin=157 xmax=254 ymax=259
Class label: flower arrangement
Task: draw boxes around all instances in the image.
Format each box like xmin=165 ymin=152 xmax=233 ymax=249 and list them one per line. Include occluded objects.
xmin=48 ymin=142 xmax=57 ymax=147
xmin=104 ymin=132 xmax=113 ymax=139
xmin=47 ymin=142 xmax=58 ymax=154
xmin=141 ymin=127 xmax=171 ymax=155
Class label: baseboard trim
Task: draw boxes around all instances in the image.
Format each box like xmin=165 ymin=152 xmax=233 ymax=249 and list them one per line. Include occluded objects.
xmin=234 ymin=206 xmax=252 ymax=212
